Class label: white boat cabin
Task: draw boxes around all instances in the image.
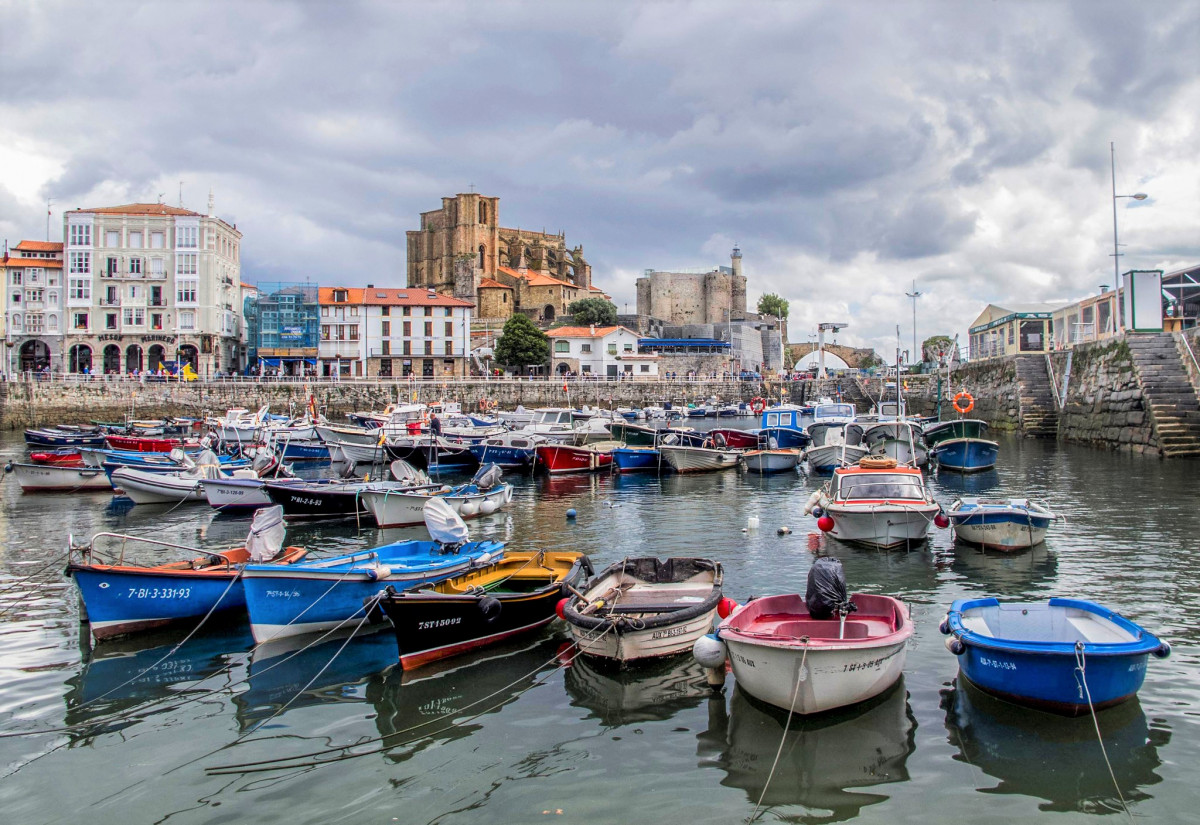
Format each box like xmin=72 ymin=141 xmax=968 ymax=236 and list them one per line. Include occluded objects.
xmin=832 ymin=470 xmax=927 ymax=501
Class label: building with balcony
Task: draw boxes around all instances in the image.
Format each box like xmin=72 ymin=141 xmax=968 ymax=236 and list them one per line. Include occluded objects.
xmin=60 ymin=198 xmax=243 ymax=375
xmin=550 ymin=325 xmax=659 ymax=378
xmin=255 ymin=282 xmax=319 ymax=376
xmin=968 ymin=303 xmax=1058 ymax=361
xmin=361 ymin=287 xmax=473 ymax=378
xmin=318 ymin=286 xmax=364 ymax=377
xmin=2 ymin=240 xmax=64 ymax=374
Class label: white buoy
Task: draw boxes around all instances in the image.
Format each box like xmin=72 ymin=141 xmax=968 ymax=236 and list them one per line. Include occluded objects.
xmin=459 ymin=502 xmax=479 ymax=517
xmin=479 ymin=500 xmax=498 ymax=515
xmin=802 ymin=491 xmax=822 ymax=515
xmin=747 ymin=515 xmax=760 ymax=530
xmin=693 ymin=634 xmax=728 ymax=688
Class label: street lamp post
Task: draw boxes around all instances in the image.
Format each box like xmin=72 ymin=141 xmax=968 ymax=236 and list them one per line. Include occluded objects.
xmin=1110 ymin=141 xmax=1148 ymax=287
xmin=905 ymin=280 xmax=921 ymax=372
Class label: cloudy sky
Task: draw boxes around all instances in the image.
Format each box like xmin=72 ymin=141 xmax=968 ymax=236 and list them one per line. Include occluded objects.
xmin=2 ymin=1 xmax=1198 ymax=359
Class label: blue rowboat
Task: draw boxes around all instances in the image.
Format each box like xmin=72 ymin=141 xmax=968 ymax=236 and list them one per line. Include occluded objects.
xmin=612 ymin=446 xmax=661 ymax=472
xmin=941 ymin=597 xmax=1170 ymax=716
xmin=25 ymin=427 xmax=108 ymax=447
xmin=242 ymin=538 xmax=505 ymax=643
xmin=925 ymin=419 xmax=998 ymax=472
xmin=277 ymin=440 xmax=330 ymax=461
xmin=67 ymin=509 xmax=307 ymax=640
xmin=947 ymin=498 xmax=1056 ymax=549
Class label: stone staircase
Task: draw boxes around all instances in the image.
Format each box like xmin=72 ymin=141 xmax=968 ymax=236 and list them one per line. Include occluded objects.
xmin=1126 ymin=333 xmax=1200 ymax=458
xmin=1013 ymin=355 xmax=1059 ymax=438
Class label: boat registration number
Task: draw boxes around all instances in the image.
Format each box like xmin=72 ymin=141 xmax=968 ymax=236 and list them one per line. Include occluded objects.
xmin=978 ymin=656 xmax=1017 ymax=671
xmin=126 ymin=587 xmax=191 ymax=599
xmin=651 ymin=626 xmax=689 ymax=640
xmin=290 ymin=497 xmax=323 ymax=507
xmin=843 ymin=656 xmax=887 ymax=673
xmin=265 ymin=590 xmax=303 ymax=599
xmin=418 ymin=617 xmax=461 ymax=630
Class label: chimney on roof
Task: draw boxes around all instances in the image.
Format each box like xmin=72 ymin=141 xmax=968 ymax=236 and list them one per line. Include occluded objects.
xmin=590 ymin=324 xmax=595 ymax=335
xmin=207 ymin=188 xmax=214 ymax=217
xmin=367 ymin=284 xmax=374 ymax=289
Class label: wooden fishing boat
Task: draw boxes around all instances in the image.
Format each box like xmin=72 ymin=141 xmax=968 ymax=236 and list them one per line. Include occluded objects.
xmin=242 ymin=499 xmax=505 ymax=642
xmin=658 ymin=443 xmax=741 ymax=473
xmin=536 ymin=442 xmax=617 ymax=474
xmin=757 ymin=405 xmax=813 ymax=450
xmin=715 ymin=589 xmax=912 ymax=715
xmin=562 ymin=557 xmax=723 ymax=664
xmin=709 ymin=427 xmax=761 ymax=450
xmin=808 ymin=462 xmax=942 ymax=548
xmin=263 ymin=478 xmax=434 ymax=522
xmin=376 ymin=550 xmax=591 ymax=669
xmin=941 ymin=597 xmax=1170 ymax=715
xmin=742 ymin=448 xmax=800 ymax=474
xmin=947 ymin=498 xmax=1056 ymax=549
xmin=24 ymin=426 xmax=108 ymax=447
xmin=925 ymin=419 xmax=998 ymax=472
xmin=611 ymin=445 xmax=661 ymax=472
xmin=8 ymin=462 xmax=113 ymax=492
xmin=386 ymin=435 xmax=478 ymax=471
xmin=28 ymin=448 xmax=84 ymax=466
xmin=66 ymin=506 xmax=307 ymax=640
xmin=467 ymin=432 xmax=547 ymax=470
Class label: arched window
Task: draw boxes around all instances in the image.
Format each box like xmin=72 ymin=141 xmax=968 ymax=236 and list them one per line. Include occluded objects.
xmin=478 ymin=244 xmax=485 ymax=269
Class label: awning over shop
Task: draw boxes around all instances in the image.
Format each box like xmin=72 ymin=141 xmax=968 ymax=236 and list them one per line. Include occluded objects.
xmin=258 ymin=357 xmax=316 ymax=366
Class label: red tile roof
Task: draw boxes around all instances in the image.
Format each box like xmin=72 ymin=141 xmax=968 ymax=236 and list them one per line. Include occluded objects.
xmin=548 ymin=325 xmax=633 ymax=338
xmin=1 ymin=256 xmax=62 ymax=268
xmin=320 ymin=286 xmax=475 ymax=308
xmin=478 ymin=278 xmax=512 ymax=289
xmin=70 ymin=203 xmax=204 ymax=217
xmin=13 ymin=241 xmax=62 ymax=252
xmin=318 ymin=287 xmax=365 ymax=304
xmin=496 ymin=266 xmax=580 ymax=289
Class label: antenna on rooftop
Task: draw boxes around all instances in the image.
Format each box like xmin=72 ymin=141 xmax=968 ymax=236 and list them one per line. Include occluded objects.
xmin=178 ymin=180 xmax=184 ymax=208
xmin=46 ymin=198 xmax=53 ymax=241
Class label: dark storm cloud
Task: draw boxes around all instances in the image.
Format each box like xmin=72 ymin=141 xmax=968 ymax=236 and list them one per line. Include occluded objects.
xmin=2 ymin=0 xmax=1198 ymax=356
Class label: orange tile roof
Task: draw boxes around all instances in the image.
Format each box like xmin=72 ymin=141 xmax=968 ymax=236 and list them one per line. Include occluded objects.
xmin=496 ymin=266 xmax=581 ymax=289
xmin=478 ymin=278 xmax=512 ymax=289
xmin=70 ymin=203 xmax=204 ymax=217
xmin=318 ymin=286 xmax=365 ymax=304
xmin=13 ymin=241 xmax=62 ymax=252
xmin=240 ymin=281 xmax=256 ymax=290
xmin=548 ymin=325 xmax=629 ymax=338
xmin=361 ymin=287 xmax=474 ymax=308
xmin=1 ymin=256 xmax=62 ymax=268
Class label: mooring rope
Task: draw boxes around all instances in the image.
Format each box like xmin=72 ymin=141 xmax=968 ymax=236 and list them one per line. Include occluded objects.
xmin=1074 ymin=642 xmax=1134 ymax=823
xmin=747 ymin=637 xmax=810 ymax=824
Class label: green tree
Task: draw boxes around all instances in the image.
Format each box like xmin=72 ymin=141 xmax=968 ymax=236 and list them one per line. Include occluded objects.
xmin=568 ymin=297 xmax=618 ymax=326
xmin=757 ymin=293 xmax=789 ymax=319
xmin=494 ymin=313 xmax=550 ymax=371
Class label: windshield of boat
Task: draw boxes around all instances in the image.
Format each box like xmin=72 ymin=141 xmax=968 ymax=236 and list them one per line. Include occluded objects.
xmin=835 ymin=472 xmax=925 ymax=501
xmin=815 ymin=404 xmax=854 ymax=419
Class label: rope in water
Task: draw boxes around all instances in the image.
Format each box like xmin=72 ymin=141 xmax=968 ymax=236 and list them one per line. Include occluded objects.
xmin=746 ymin=638 xmax=810 ymax=824
xmin=1074 ymin=642 xmax=1134 ymax=823
xmin=207 ymin=624 xmax=618 ymax=775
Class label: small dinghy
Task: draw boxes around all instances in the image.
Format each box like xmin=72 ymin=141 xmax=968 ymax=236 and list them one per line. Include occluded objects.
xmin=360 ymin=464 xmax=513 ymax=528
xmin=562 ymin=557 xmax=723 ymax=664
xmin=376 ymin=550 xmax=592 ymax=670
xmin=947 ymin=498 xmax=1056 ymax=549
xmin=742 ymin=448 xmax=800 ymax=474
xmin=8 ymin=461 xmax=113 ymax=492
xmin=925 ymin=418 xmax=998 ymax=473
xmin=536 ymin=442 xmax=617 ymax=474
xmin=113 ymin=449 xmax=259 ymax=505
xmin=704 ymin=557 xmax=912 ymax=715
xmin=941 ymin=597 xmax=1170 ymax=716
xmin=241 ymin=498 xmax=505 ymax=643
xmin=67 ymin=506 xmax=307 ymax=640
xmin=658 ymin=441 xmax=741 ymax=473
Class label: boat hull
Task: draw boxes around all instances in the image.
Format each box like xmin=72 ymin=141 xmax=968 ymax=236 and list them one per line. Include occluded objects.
xmin=742 ymin=449 xmax=799 ymax=474
xmin=24 ymin=429 xmax=108 ymax=447
xmin=759 ymin=427 xmax=810 ymax=450
xmin=201 ymin=477 xmax=276 ymax=510
xmin=263 ymin=481 xmax=374 ymax=521
xmin=612 ymin=447 xmax=661 ymax=472
xmin=69 ymin=566 xmax=246 ymax=640
xmin=11 ymin=462 xmax=112 ymax=492
xmin=112 ymin=468 xmax=205 ymax=504
xmin=823 ymin=502 xmax=939 ymax=548
xmin=805 ymin=444 xmax=869 ymax=472
xmin=536 ymin=444 xmax=614 ymax=474
xmin=659 ymin=445 xmax=740 ymax=473
xmin=950 ymin=510 xmax=1053 ymax=549
xmin=467 ymin=443 xmax=537 ymax=470
xmin=932 ymin=438 xmax=998 ymax=472
xmin=360 ymin=484 xmax=513 ymax=528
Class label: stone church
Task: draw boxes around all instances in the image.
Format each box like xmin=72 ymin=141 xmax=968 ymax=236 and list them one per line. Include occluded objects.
xmin=406 ymin=193 xmax=605 ymax=324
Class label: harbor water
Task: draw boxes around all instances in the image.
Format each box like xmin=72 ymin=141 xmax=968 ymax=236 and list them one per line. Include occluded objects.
xmin=0 ymin=430 xmax=1198 ymax=823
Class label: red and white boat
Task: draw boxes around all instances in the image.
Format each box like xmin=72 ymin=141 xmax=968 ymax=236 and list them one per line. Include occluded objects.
xmin=708 ymin=428 xmax=760 ymax=450
xmin=808 ymin=459 xmax=942 ymax=548
xmin=535 ymin=441 xmax=618 ymax=474
xmin=105 ymin=434 xmax=196 ymax=452
xmin=29 ymin=449 xmax=84 ymax=466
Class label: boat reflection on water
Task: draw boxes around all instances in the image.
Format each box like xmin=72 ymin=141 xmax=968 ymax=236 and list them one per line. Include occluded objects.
xmin=933 ymin=468 xmax=1000 ymax=496
xmin=942 ymin=677 xmax=1168 ymax=812
xmin=563 ymin=653 xmax=711 ymax=726
xmin=64 ymin=625 xmax=253 ymax=729
xmin=698 ymin=678 xmax=916 ymax=821
xmin=367 ymin=635 xmax=565 ymax=765
xmin=235 ymin=628 xmax=397 ymax=731
xmin=536 ymin=472 xmax=613 ymax=500
xmin=948 ymin=541 xmax=1059 ymax=594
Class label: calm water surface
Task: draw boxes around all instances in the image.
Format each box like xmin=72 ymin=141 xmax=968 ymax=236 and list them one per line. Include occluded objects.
xmin=0 ymin=430 xmax=1197 ymax=824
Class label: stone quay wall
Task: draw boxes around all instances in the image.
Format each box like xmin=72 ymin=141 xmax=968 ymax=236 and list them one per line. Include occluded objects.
xmin=1049 ymin=338 xmax=1158 ymax=454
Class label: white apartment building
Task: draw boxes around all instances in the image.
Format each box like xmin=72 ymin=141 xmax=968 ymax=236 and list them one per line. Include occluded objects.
xmin=2 ymin=240 xmax=65 ymax=374
xmin=317 ymin=286 xmax=364 ymax=377
xmin=550 ymin=325 xmax=660 ymax=378
xmin=61 ymin=199 xmax=243 ymax=376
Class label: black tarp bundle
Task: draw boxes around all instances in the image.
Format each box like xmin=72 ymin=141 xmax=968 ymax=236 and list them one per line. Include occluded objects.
xmin=805 ymin=557 xmax=855 ymax=619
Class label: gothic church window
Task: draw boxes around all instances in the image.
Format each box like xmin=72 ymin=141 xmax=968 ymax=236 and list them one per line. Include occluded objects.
xmin=478 ymin=245 xmax=485 ymax=269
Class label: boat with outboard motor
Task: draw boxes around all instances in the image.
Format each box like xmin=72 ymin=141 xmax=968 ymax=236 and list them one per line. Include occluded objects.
xmin=242 ymin=498 xmax=505 ymax=642
xmin=467 ymin=432 xmax=547 ymax=470
xmin=807 ymin=458 xmax=943 ymax=548
xmin=563 ymin=557 xmax=723 ymax=664
xmin=704 ymin=557 xmax=913 ymax=715
xmin=862 ymin=421 xmax=928 ymax=468
xmin=376 ymin=549 xmax=591 ymax=670
xmin=8 ymin=461 xmax=114 ymax=492
xmin=66 ymin=506 xmax=307 ymax=640
xmin=946 ymin=498 xmax=1057 ymax=550
xmin=386 ymin=435 xmax=478 ymax=471
xmin=536 ymin=441 xmax=618 ymax=474
xmin=742 ymin=448 xmax=801 ymax=474
xmin=941 ymin=597 xmax=1170 ymax=715
xmin=360 ymin=464 xmax=513 ymax=527
xmin=924 ymin=419 xmax=998 ymax=472
xmin=804 ymin=423 xmax=868 ymax=472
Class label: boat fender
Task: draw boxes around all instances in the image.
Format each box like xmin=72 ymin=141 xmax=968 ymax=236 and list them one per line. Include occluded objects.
xmin=944 ymin=636 xmax=965 ymax=655
xmin=478 ymin=596 xmax=502 ymax=623
xmin=717 ymin=596 xmax=740 ymax=619
xmin=1154 ymin=641 xmax=1172 ymax=659
xmin=566 ymin=508 xmax=577 ymax=519
xmin=365 ymin=564 xmax=392 ymax=582
xmin=802 ymin=491 xmax=822 ymax=515
xmin=692 ymin=633 xmax=727 ymax=669
xmin=3 ymin=462 xmax=11 ymax=473
xmin=938 ymin=614 xmax=951 ymax=635
xmin=460 ymin=501 xmax=479 ymax=517
xmin=777 ymin=526 xmax=792 ymax=535
xmin=934 ymin=511 xmax=950 ymax=529
xmin=816 ymin=516 xmax=835 ymax=533
xmin=811 ymin=505 xmax=824 ymax=518
xmin=556 ymin=598 xmax=569 ymax=621
xmin=479 ymin=500 xmax=498 ymax=515
xmin=581 ymin=556 xmax=595 ymax=577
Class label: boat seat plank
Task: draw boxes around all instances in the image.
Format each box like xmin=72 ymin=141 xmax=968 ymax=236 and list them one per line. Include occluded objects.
xmin=1067 ymin=615 xmax=1133 ymax=644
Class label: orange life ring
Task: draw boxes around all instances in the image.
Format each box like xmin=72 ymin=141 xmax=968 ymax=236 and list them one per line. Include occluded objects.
xmin=953 ymin=391 xmax=975 ymax=415
xmin=750 ymin=397 xmax=766 ymax=414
